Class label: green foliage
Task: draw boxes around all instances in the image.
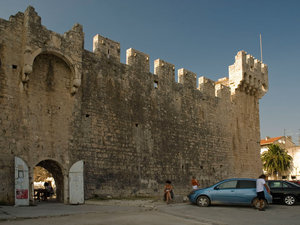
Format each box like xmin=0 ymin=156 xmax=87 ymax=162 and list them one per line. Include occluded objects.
xmin=261 ymin=144 xmax=293 ymax=177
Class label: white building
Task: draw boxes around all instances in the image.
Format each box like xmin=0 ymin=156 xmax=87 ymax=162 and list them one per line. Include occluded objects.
xmin=260 ymin=136 xmax=300 ymax=180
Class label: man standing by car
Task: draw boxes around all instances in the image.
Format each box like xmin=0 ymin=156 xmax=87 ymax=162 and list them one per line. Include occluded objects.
xmin=256 ymin=174 xmax=270 ymax=211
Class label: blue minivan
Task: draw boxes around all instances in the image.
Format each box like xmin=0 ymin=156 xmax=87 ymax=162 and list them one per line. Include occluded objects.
xmin=188 ymin=178 xmax=272 ymax=207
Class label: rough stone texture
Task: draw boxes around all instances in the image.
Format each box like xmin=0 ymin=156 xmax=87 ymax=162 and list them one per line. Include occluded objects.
xmin=0 ymin=6 xmax=268 ymax=204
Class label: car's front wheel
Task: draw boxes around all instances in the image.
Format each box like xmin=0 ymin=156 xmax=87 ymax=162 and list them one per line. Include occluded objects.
xmin=196 ymin=196 xmax=210 ymax=207
xmin=284 ymin=195 xmax=296 ymax=206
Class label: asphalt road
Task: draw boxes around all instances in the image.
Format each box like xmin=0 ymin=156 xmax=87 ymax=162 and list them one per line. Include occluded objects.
xmin=161 ymin=203 xmax=300 ymax=225
xmin=1 ymin=200 xmax=300 ymax=225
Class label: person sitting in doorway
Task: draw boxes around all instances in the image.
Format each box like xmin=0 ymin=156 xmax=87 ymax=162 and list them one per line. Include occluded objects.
xmin=43 ymin=182 xmax=54 ymax=200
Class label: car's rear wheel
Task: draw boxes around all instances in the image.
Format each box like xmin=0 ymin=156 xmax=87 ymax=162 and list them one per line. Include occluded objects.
xmin=284 ymin=195 xmax=296 ymax=206
xmin=196 ymin=196 xmax=210 ymax=207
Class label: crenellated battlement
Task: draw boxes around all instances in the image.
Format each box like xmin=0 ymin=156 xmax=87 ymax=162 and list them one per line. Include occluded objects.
xmin=23 ymin=5 xmax=41 ymax=26
xmin=229 ymin=51 xmax=268 ymax=98
xmin=0 ymin=6 xmax=268 ymax=101
xmin=215 ymin=83 xmax=231 ymax=99
xmin=93 ymin=34 xmax=120 ymax=61
xmin=91 ymin=35 xmax=268 ymax=99
xmin=154 ymin=59 xmax=175 ymax=83
xmin=198 ymin=76 xmax=216 ymax=97
xmin=126 ymin=48 xmax=150 ymax=73
xmin=178 ymin=68 xmax=197 ymax=89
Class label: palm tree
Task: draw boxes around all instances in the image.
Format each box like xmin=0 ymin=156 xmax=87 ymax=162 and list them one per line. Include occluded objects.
xmin=261 ymin=144 xmax=293 ymax=179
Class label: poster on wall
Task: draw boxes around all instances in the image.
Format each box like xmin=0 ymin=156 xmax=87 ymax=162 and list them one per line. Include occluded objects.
xmin=16 ymin=189 xmax=28 ymax=199
xmin=15 ymin=157 xmax=29 ymax=205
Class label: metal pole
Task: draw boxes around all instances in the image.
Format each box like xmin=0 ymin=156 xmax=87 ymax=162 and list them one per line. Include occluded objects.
xmin=260 ymin=34 xmax=263 ymax=62
xmin=298 ymin=129 xmax=300 ymax=146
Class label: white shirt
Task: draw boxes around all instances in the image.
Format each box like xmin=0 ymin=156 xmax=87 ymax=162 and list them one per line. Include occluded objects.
xmin=192 ymin=185 xmax=198 ymax=190
xmin=256 ymin=178 xmax=265 ymax=192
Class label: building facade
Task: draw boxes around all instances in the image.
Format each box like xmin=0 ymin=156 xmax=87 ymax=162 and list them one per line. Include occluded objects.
xmin=0 ymin=7 xmax=268 ymax=205
xmin=260 ymin=136 xmax=300 ymax=180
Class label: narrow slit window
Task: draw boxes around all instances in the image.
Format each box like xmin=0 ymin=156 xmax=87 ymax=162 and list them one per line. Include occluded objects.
xmin=154 ymin=81 xmax=158 ymax=89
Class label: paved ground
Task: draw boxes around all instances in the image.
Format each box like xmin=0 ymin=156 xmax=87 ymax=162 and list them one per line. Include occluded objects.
xmin=1 ymin=200 xmax=300 ymax=225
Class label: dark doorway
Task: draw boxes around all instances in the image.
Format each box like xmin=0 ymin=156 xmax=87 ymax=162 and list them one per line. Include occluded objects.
xmin=34 ymin=160 xmax=64 ymax=202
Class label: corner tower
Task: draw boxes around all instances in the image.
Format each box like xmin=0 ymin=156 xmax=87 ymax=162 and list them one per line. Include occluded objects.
xmin=228 ymin=51 xmax=268 ymax=177
xmin=229 ymin=50 xmax=268 ymax=98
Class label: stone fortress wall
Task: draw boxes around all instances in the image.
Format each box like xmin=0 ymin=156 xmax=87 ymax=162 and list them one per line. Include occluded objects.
xmin=0 ymin=6 xmax=268 ymax=204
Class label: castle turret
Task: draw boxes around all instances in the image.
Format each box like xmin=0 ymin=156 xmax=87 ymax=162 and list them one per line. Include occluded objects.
xmin=229 ymin=51 xmax=268 ymax=98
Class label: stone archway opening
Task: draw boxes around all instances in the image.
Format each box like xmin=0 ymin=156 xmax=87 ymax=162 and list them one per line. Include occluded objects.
xmin=34 ymin=160 xmax=64 ymax=202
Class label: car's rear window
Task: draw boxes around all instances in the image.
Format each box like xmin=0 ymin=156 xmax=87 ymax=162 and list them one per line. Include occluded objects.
xmin=237 ymin=180 xmax=256 ymax=188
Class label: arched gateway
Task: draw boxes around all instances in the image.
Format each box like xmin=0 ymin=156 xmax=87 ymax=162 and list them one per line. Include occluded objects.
xmin=14 ymin=157 xmax=84 ymax=205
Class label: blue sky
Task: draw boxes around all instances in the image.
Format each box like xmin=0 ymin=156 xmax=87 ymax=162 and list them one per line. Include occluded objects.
xmin=1 ymin=0 xmax=299 ymax=144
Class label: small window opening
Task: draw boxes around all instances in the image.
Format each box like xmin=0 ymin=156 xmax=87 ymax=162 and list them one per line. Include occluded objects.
xmin=0 ymin=59 xmax=2 ymax=67
xmin=12 ymin=64 xmax=17 ymax=69
xmin=85 ymin=114 xmax=90 ymax=118
xmin=107 ymin=49 xmax=110 ymax=59
xmin=154 ymin=81 xmax=158 ymax=89
xmin=135 ymin=123 xmax=138 ymax=127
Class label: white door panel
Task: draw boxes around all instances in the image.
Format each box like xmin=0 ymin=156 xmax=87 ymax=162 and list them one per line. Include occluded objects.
xmin=69 ymin=160 xmax=84 ymax=204
xmin=15 ymin=157 xmax=29 ymax=206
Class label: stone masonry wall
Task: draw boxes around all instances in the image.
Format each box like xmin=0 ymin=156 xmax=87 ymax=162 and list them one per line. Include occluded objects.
xmin=0 ymin=7 xmax=268 ymax=204
xmin=74 ymin=51 xmax=234 ymax=197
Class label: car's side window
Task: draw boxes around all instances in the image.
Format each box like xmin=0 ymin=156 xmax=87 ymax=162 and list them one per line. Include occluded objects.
xmin=237 ymin=180 xmax=256 ymax=188
xmin=283 ymin=182 xmax=294 ymax=188
xmin=269 ymin=181 xmax=282 ymax=188
xmin=217 ymin=180 xmax=237 ymax=189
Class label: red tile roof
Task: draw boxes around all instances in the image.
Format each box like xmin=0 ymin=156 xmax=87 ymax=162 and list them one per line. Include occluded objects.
xmin=260 ymin=136 xmax=283 ymax=145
